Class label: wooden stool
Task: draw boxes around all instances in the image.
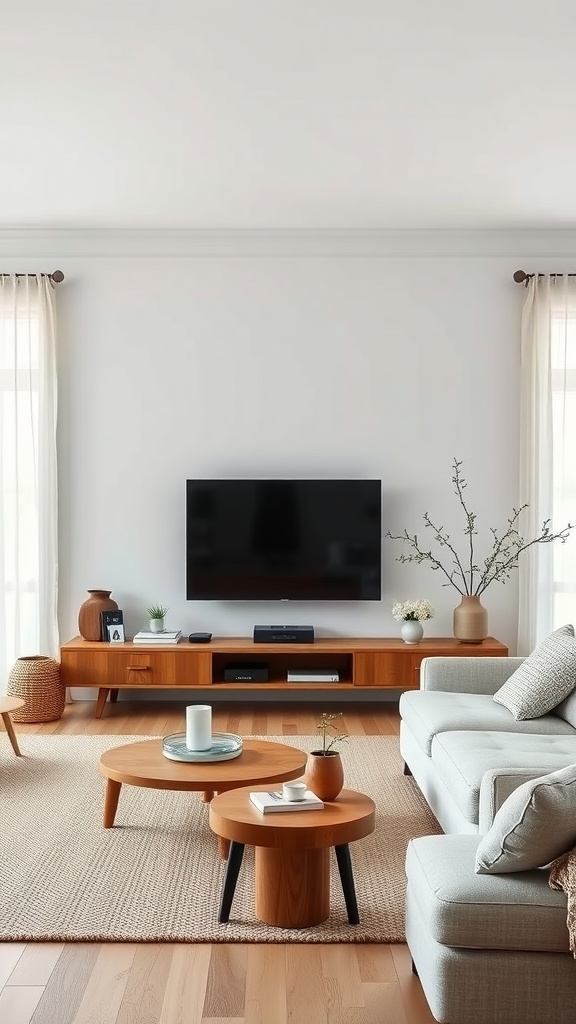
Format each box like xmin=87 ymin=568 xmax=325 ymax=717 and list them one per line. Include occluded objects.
xmin=0 ymin=697 xmax=25 ymax=756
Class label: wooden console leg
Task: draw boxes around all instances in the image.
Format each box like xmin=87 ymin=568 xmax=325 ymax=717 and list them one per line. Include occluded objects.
xmin=103 ymin=779 xmax=122 ymax=827
xmin=1 ymin=712 xmax=22 ymax=756
xmin=95 ymin=688 xmax=110 ymax=718
xmin=109 ymin=689 xmax=119 ymax=703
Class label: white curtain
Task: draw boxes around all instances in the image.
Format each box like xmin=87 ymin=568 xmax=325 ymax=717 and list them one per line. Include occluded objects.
xmin=0 ymin=275 xmax=59 ymax=691
xmin=518 ymin=275 xmax=576 ymax=654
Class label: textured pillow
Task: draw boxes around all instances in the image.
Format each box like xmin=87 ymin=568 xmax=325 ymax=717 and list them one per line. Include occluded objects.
xmin=476 ymin=763 xmax=576 ymax=874
xmin=493 ymin=624 xmax=576 ymax=720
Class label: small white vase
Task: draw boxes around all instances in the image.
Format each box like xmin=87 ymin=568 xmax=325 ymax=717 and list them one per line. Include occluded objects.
xmin=401 ymin=620 xmax=424 ymax=644
xmin=150 ymin=618 xmax=164 ymax=633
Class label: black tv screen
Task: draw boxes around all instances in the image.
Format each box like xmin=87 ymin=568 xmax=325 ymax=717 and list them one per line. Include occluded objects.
xmin=185 ymin=479 xmax=382 ymax=601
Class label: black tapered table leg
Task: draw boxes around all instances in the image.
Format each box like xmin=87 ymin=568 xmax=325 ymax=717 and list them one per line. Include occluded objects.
xmin=218 ymin=841 xmax=245 ymax=923
xmin=334 ymin=843 xmax=359 ymax=924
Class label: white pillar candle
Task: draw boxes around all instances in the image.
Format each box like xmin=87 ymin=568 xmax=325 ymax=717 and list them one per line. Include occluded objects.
xmin=186 ymin=704 xmax=212 ymax=750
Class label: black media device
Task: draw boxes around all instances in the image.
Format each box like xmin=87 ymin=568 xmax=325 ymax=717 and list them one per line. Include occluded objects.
xmin=253 ymin=624 xmax=315 ymax=644
xmin=189 ymin=632 xmax=212 ymax=643
xmin=185 ymin=478 xmax=382 ymax=601
xmin=224 ymin=662 xmax=269 ymax=681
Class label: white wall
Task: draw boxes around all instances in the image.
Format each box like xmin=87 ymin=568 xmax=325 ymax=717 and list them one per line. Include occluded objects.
xmin=5 ymin=228 xmax=576 ymax=658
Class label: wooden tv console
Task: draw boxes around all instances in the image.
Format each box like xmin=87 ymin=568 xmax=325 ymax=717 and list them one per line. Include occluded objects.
xmin=60 ymin=635 xmax=508 ymax=718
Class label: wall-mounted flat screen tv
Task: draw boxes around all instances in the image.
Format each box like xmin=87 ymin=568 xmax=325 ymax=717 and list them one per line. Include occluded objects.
xmin=186 ymin=479 xmax=382 ymax=601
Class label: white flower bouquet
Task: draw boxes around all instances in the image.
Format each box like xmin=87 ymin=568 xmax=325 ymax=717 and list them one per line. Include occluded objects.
xmin=392 ymin=599 xmax=435 ymax=622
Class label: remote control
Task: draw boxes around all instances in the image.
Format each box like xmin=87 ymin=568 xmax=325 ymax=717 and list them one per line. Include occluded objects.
xmin=189 ymin=632 xmax=212 ymax=643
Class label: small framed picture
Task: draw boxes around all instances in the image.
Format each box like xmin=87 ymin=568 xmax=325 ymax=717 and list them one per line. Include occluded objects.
xmin=101 ymin=608 xmax=124 ymax=641
xmin=107 ymin=623 xmax=125 ymax=643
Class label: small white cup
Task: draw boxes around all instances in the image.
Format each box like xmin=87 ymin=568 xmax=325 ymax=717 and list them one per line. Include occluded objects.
xmin=282 ymin=781 xmax=307 ymax=802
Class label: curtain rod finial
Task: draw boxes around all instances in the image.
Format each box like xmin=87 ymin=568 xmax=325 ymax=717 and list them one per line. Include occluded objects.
xmin=51 ymin=270 xmax=64 ymax=283
xmin=513 ymin=270 xmax=528 ymax=283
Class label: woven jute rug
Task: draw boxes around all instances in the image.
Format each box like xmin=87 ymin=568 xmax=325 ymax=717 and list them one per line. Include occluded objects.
xmin=0 ymin=734 xmax=440 ymax=943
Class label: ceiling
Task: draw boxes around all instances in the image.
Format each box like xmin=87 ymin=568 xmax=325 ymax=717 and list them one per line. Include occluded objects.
xmin=2 ymin=1 xmax=576 ymax=231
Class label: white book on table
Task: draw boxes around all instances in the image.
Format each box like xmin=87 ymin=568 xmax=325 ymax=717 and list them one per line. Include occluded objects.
xmin=249 ymin=789 xmax=324 ymax=814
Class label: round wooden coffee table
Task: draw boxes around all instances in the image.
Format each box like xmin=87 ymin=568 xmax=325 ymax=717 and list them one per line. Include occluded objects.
xmin=209 ymin=786 xmax=376 ymax=928
xmin=99 ymin=738 xmax=308 ymax=856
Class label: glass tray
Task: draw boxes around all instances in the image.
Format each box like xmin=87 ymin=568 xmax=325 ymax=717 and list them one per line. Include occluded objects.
xmin=162 ymin=731 xmax=243 ymax=763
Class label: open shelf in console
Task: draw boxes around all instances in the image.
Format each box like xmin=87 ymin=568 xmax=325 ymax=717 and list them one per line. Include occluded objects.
xmin=211 ymin=651 xmax=354 ymax=686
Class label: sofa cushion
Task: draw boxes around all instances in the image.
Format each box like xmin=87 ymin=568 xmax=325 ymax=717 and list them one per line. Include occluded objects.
xmin=430 ymin=731 xmax=576 ymax=825
xmin=493 ymin=625 xmax=576 ymax=720
xmin=399 ymin=689 xmax=574 ymax=758
xmin=555 ymin=687 xmax=576 ymax=730
xmin=476 ymin=763 xmax=576 ymax=874
xmin=405 ymin=834 xmax=570 ymax=953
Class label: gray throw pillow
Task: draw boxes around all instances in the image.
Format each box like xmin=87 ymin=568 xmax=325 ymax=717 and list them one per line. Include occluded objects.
xmin=493 ymin=624 xmax=576 ymax=720
xmin=475 ymin=763 xmax=576 ymax=874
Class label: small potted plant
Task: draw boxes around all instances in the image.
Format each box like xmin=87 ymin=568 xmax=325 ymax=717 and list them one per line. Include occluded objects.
xmin=304 ymin=712 xmax=349 ymax=800
xmin=147 ymin=604 xmax=168 ymax=633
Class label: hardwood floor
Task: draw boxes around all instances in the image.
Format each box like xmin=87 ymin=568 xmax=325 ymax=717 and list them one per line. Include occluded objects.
xmin=0 ymin=699 xmax=437 ymax=1024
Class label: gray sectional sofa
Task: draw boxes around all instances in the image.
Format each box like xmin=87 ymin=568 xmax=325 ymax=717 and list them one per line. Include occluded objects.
xmin=399 ymin=654 xmax=576 ymax=1024
xmin=399 ymin=656 xmax=576 ymax=835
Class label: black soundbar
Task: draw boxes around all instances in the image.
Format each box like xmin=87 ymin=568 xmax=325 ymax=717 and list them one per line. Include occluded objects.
xmin=253 ymin=624 xmax=315 ymax=644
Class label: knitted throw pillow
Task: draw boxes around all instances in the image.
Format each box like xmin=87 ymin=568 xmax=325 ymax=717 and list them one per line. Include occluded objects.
xmin=493 ymin=625 xmax=576 ymax=721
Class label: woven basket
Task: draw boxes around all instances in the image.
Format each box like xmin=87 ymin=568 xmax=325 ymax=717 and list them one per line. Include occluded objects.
xmin=7 ymin=656 xmax=65 ymax=722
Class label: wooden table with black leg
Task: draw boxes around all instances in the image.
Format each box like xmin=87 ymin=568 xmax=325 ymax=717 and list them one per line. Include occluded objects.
xmin=209 ymin=786 xmax=376 ymax=928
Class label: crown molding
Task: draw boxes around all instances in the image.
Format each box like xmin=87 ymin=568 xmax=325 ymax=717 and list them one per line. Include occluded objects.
xmin=0 ymin=227 xmax=576 ymax=259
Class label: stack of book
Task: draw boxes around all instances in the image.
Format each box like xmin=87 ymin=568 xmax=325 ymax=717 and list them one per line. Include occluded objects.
xmin=133 ymin=629 xmax=182 ymax=644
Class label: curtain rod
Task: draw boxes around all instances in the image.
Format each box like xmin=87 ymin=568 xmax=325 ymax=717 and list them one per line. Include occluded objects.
xmin=513 ymin=270 xmax=576 ymax=284
xmin=0 ymin=270 xmax=64 ymax=283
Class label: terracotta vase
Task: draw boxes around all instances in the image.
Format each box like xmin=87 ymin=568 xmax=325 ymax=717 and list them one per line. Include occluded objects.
xmin=304 ymin=750 xmax=344 ymax=801
xmin=453 ymin=595 xmax=488 ymax=644
xmin=78 ymin=589 xmax=119 ymax=641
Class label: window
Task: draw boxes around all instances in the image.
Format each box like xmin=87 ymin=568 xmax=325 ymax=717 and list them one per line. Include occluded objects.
xmin=0 ymin=276 xmax=58 ymax=689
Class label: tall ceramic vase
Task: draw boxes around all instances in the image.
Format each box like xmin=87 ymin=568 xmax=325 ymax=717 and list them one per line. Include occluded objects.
xmin=304 ymin=751 xmax=344 ymax=801
xmin=453 ymin=595 xmax=488 ymax=643
xmin=78 ymin=589 xmax=119 ymax=641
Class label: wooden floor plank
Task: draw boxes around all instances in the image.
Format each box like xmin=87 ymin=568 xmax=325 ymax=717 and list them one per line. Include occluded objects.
xmin=158 ymin=945 xmax=211 ymax=1024
xmin=8 ymin=944 xmax=64 ymax=986
xmin=355 ymin=944 xmax=399 ymax=984
xmin=244 ymin=944 xmax=287 ymax=1024
xmin=70 ymin=944 xmax=136 ymax=1024
xmin=29 ymin=945 xmax=101 ymax=1024
xmin=286 ymin=947 xmax=328 ymax=1024
xmin=0 ymin=985 xmax=45 ymax=1024
xmin=116 ymin=945 xmax=173 ymax=1024
xmin=320 ymin=945 xmax=365 ymax=1010
xmin=0 ymin=944 xmax=26 ymax=989
xmin=203 ymin=946 xmax=247 ymax=1019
